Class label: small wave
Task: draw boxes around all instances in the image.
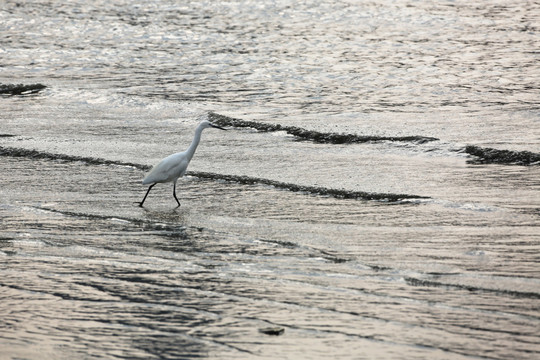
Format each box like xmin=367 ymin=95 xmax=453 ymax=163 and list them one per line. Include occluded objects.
xmin=0 ymin=145 xmax=149 ymax=170
xmin=0 ymin=145 xmax=428 ymax=202
xmin=0 ymin=83 xmax=47 ymax=96
xmin=208 ymin=112 xmax=439 ymax=144
xmin=191 ymin=171 xmax=427 ymax=201
xmin=465 ymin=145 xmax=540 ymax=166
xmin=34 ymin=206 xmax=189 ymax=234
xmin=405 ymin=277 xmax=540 ymax=299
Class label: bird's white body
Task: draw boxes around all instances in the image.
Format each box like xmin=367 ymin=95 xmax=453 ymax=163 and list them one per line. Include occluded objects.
xmin=138 ymin=120 xmax=227 ymax=207
xmin=142 ymin=151 xmax=190 ymax=185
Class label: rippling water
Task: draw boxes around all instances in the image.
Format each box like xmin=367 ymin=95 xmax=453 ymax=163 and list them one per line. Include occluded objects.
xmin=1 ymin=0 xmax=539 ymax=359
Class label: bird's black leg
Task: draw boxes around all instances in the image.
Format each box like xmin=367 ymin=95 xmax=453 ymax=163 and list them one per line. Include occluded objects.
xmin=138 ymin=183 xmax=156 ymax=207
xmin=173 ymin=182 xmax=181 ymax=207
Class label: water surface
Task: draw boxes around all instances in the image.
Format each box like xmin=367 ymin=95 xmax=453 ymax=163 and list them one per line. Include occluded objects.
xmin=1 ymin=0 xmax=539 ymax=359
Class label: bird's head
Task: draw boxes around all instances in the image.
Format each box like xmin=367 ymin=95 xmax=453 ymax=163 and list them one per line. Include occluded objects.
xmin=199 ymin=120 xmax=227 ymax=131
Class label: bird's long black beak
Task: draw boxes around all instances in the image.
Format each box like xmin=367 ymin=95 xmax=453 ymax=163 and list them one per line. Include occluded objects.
xmin=210 ymin=123 xmax=227 ymax=131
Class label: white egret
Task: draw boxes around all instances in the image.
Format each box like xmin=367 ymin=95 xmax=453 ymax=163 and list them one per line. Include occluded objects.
xmin=138 ymin=120 xmax=227 ymax=207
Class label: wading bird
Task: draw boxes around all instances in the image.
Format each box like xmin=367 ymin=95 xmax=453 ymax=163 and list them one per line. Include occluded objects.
xmin=138 ymin=120 xmax=227 ymax=207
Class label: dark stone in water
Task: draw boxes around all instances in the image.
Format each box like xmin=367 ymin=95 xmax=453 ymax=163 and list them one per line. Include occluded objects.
xmin=465 ymin=145 xmax=540 ymax=166
xmin=0 ymin=83 xmax=47 ymax=96
xmin=259 ymin=327 xmax=285 ymax=336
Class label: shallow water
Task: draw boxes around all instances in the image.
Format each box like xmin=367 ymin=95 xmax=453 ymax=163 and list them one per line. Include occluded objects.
xmin=1 ymin=0 xmax=539 ymax=359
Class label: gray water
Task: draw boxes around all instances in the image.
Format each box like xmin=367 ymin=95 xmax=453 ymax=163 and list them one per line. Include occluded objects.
xmin=1 ymin=0 xmax=539 ymax=359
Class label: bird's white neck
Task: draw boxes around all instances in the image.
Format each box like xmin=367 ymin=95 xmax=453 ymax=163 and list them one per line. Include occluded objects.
xmin=185 ymin=123 xmax=205 ymax=161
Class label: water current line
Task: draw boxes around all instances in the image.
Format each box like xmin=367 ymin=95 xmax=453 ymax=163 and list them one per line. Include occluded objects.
xmin=0 ymin=145 xmax=428 ymax=201
xmin=209 ymin=113 xmax=540 ymax=165
xmin=209 ymin=112 xmax=440 ymax=144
